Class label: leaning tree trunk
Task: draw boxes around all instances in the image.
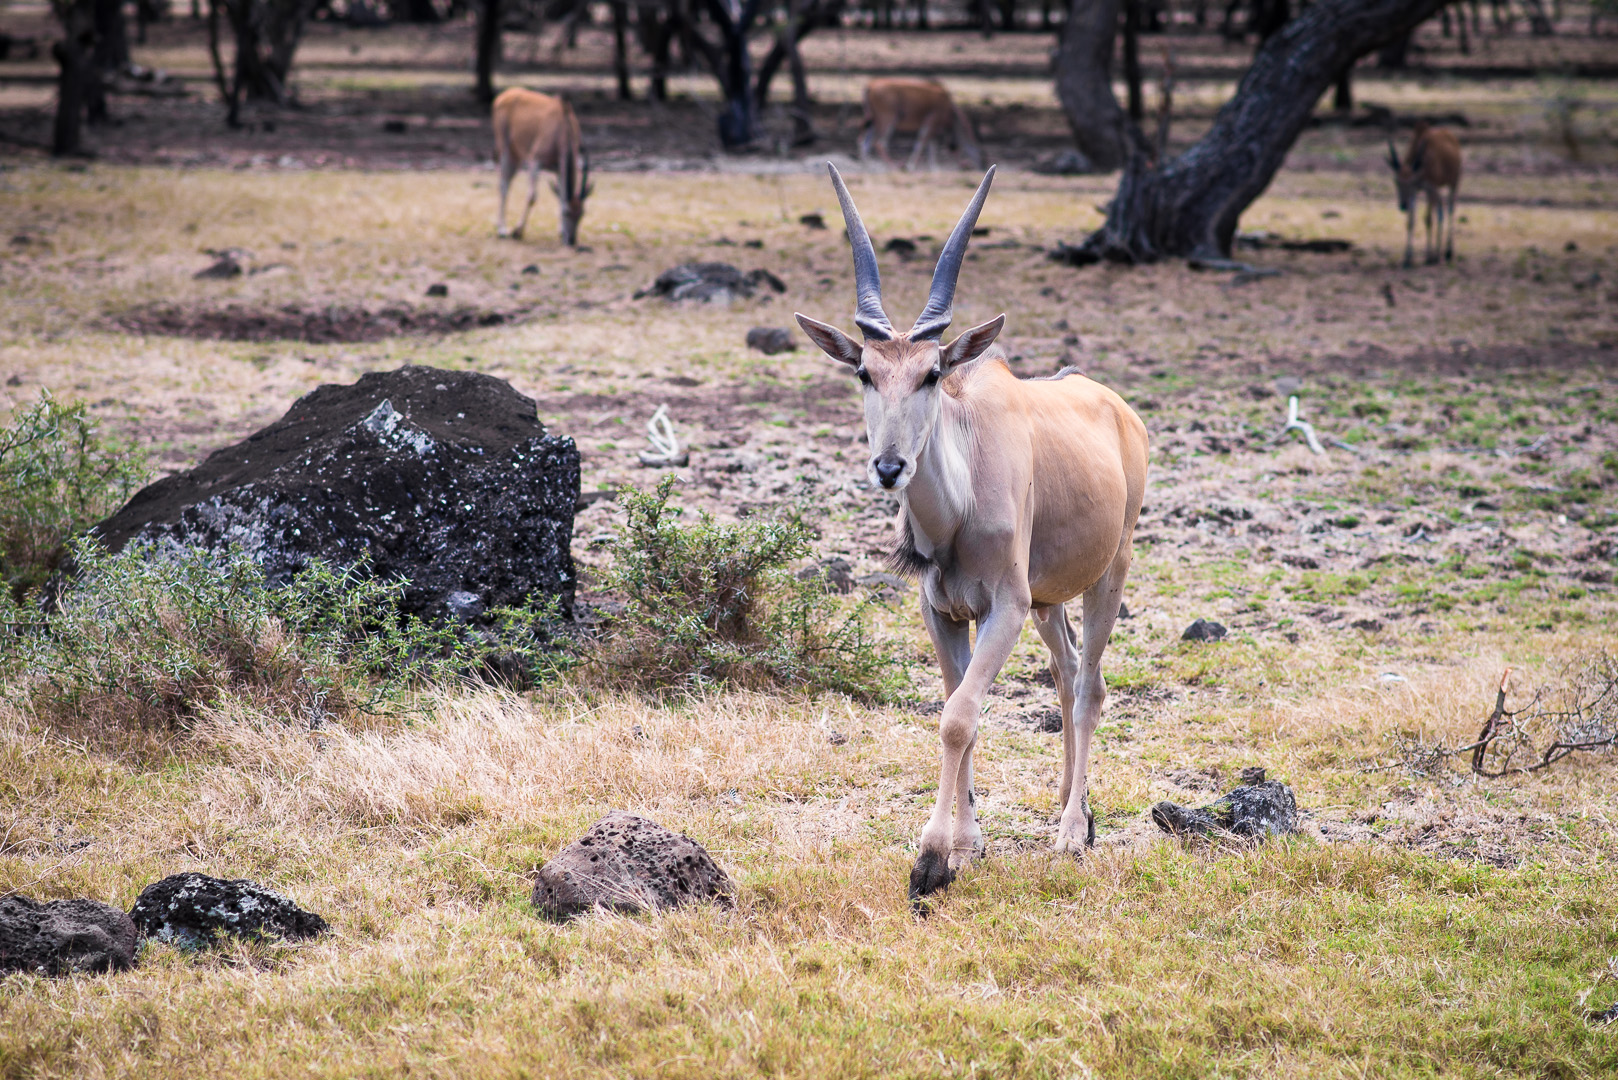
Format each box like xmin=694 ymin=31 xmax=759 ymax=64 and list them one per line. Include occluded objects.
xmin=92 ymin=0 xmax=130 ymax=74
xmin=1054 ymin=0 xmax=1143 ymax=170
xmin=52 ymin=34 xmax=88 ymax=154
xmin=1078 ymin=0 xmax=1450 ymax=262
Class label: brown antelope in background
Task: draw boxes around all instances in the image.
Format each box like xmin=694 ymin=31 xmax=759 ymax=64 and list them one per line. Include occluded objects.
xmin=492 ymin=87 xmax=593 ymax=247
xmin=796 ymin=165 xmax=1148 ymax=902
xmin=860 ymin=78 xmax=984 ymax=172
xmin=1387 ymin=122 xmax=1462 ymax=268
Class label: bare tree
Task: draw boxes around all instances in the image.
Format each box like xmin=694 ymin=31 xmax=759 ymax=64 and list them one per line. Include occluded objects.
xmin=1066 ymin=0 xmax=1450 ymax=263
xmin=1053 ymin=0 xmax=1144 ymax=170
xmin=49 ymin=0 xmax=107 ymax=154
xmin=206 ymin=0 xmax=319 ymax=126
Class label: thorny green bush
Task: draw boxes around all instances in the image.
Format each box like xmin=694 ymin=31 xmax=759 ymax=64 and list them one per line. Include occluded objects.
xmin=0 ymin=393 xmax=147 ymax=597
xmin=0 ymin=538 xmax=564 ymax=729
xmin=591 ymin=476 xmax=905 ymax=701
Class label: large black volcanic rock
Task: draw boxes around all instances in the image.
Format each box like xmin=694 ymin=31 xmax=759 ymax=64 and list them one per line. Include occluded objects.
xmin=1152 ymin=780 xmax=1299 ymax=841
xmin=87 ymin=366 xmax=579 ymax=621
xmin=0 ymin=896 xmax=138 ymax=975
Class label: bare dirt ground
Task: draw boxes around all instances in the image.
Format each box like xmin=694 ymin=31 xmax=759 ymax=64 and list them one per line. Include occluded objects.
xmin=3 ymin=12 xmax=1618 ymax=1076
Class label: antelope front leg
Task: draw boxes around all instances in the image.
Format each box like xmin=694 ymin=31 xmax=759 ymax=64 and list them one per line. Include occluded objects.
xmin=910 ymin=596 xmax=1028 ymax=902
xmin=1403 ymin=203 xmax=1417 ymax=269
xmin=496 ymin=158 xmax=515 ymax=237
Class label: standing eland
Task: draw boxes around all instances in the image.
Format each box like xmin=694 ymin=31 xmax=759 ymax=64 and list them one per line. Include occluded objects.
xmin=795 ymin=165 xmax=1149 ymax=902
xmin=492 ymin=87 xmax=593 ymax=247
xmin=1387 ymin=121 xmax=1462 ymax=268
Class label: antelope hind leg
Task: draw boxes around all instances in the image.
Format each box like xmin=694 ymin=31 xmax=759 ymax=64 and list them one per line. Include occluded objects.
xmin=1055 ymin=548 xmax=1130 ymax=853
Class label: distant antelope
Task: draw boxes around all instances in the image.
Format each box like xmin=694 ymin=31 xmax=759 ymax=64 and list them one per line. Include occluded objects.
xmin=796 ymin=165 xmax=1148 ymax=901
xmin=860 ymin=78 xmax=983 ymax=172
xmin=1387 ymin=122 xmax=1461 ymax=268
xmin=492 ymin=87 xmax=593 ymax=247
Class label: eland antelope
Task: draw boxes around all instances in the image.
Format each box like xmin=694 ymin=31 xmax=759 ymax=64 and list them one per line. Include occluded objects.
xmin=1387 ymin=122 xmax=1461 ymax=268
xmin=795 ymin=165 xmax=1149 ymax=901
xmin=492 ymin=87 xmax=592 ymax=247
xmin=860 ymin=78 xmax=983 ymax=172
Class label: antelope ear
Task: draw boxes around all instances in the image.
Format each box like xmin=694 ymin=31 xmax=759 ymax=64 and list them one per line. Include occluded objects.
xmin=940 ymin=314 xmax=1005 ymax=372
xmin=795 ymin=313 xmax=863 ymax=368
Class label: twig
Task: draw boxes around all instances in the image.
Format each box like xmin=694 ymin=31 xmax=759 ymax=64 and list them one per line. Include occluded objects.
xmin=639 ymin=404 xmax=689 ymax=467
xmin=1271 ymin=395 xmax=1326 ymax=455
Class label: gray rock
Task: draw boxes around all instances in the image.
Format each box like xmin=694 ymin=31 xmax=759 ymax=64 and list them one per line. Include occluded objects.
xmin=0 ymin=896 xmax=137 ymax=975
xmin=75 ymin=365 xmax=579 ymax=623
xmin=1181 ymin=618 xmax=1228 ymax=642
xmin=635 ymin=263 xmax=786 ymax=304
xmin=1034 ymin=148 xmax=1095 ymax=175
xmin=194 ymin=254 xmax=243 ymax=280
xmin=1151 ymin=780 xmax=1299 ymax=841
xmin=532 ymin=812 xmax=731 ymax=920
xmin=129 ymin=873 xmax=327 ymax=948
xmin=796 ymin=556 xmax=853 ymax=594
xmin=745 ymin=327 xmax=797 ymax=355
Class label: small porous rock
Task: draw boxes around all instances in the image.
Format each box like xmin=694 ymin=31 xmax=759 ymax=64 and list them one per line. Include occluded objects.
xmin=798 ymin=212 xmax=827 ymax=230
xmin=745 ymin=326 xmax=797 ymax=355
xmin=129 ymin=873 xmax=327 ymax=948
xmin=0 ymin=896 xmax=137 ymax=975
xmin=796 ymin=556 xmax=853 ymax=594
xmin=425 ymin=283 xmax=449 ymax=297
xmin=194 ymin=254 xmax=243 ymax=280
xmin=1151 ymin=779 xmax=1298 ymax=842
xmin=1181 ymin=618 xmax=1228 ymax=642
xmin=532 ymin=812 xmax=731 ymax=920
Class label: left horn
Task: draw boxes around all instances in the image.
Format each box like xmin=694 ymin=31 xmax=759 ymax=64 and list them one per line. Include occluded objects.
xmin=911 ymin=165 xmax=995 ymax=342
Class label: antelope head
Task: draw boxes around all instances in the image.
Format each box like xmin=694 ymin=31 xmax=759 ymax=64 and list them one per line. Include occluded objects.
xmin=553 ymin=149 xmax=593 ymax=247
xmin=1387 ymin=136 xmax=1422 ymax=213
xmin=796 ymin=164 xmax=1004 ymax=492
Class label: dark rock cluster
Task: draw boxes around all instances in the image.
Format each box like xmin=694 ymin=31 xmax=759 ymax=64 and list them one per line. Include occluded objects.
xmin=635 ymin=263 xmax=786 ymax=304
xmin=1152 ymin=777 xmax=1299 ymax=841
xmin=2 ymin=872 xmax=326 ymax=977
xmin=80 ymin=365 xmax=580 ymax=623
xmin=533 ymin=812 xmax=732 ymax=920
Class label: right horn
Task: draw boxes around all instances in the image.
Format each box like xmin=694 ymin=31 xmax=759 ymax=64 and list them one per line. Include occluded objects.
xmin=826 ymin=163 xmax=894 ymax=342
xmin=910 ymin=166 xmax=996 ymax=342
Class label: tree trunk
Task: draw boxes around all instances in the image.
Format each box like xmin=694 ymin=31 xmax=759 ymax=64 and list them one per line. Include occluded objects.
xmin=1377 ymin=26 xmax=1411 ymax=65
xmin=92 ymin=0 xmax=130 ymax=73
xmin=692 ymin=0 xmax=764 ymax=148
xmin=1054 ymin=0 xmax=1142 ymax=170
xmin=1074 ymin=0 xmax=1452 ymax=262
xmin=52 ymin=35 xmax=88 ymax=155
xmin=394 ymin=0 xmax=440 ymax=21
xmin=1123 ymin=0 xmax=1142 ymax=122
xmin=1332 ymin=65 xmax=1352 ymax=110
xmin=475 ymin=0 xmax=500 ymax=104
xmin=611 ymin=0 xmax=631 ymax=99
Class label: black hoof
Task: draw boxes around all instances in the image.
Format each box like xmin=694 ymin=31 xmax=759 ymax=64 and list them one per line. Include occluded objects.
xmin=1087 ymin=809 xmax=1096 ymax=848
xmin=908 ymin=850 xmax=955 ymax=905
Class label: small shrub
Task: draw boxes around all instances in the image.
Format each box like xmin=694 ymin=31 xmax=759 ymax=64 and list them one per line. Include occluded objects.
xmin=0 ymin=393 xmax=147 ymax=597
xmin=589 ymin=477 xmax=904 ymax=700
xmin=0 ymin=538 xmax=563 ymax=729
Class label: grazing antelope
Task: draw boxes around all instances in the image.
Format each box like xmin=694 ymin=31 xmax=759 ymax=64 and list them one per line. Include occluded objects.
xmin=1387 ymin=122 xmax=1462 ymax=268
xmin=860 ymin=78 xmax=984 ymax=172
xmin=795 ymin=165 xmax=1148 ymax=901
xmin=492 ymin=87 xmax=593 ymax=247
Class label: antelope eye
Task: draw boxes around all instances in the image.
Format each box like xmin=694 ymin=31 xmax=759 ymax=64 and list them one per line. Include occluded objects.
xmin=924 ymin=368 xmax=941 ymax=387
xmin=856 ymin=367 xmax=873 ymax=386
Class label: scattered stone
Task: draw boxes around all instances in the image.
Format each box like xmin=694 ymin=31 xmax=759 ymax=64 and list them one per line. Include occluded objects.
xmin=77 ymin=365 xmax=580 ymax=623
xmin=1033 ymin=148 xmax=1095 ymax=175
xmin=745 ymin=326 xmax=797 ymax=355
xmin=1033 ymin=708 xmax=1063 ymax=734
xmin=634 ymin=263 xmax=786 ymax=304
xmin=521 ymin=264 xmax=540 ymax=275
xmin=425 ymin=283 xmax=449 ymax=297
xmin=1281 ymin=553 xmax=1320 ymax=569
xmin=797 ymin=557 xmax=854 ymax=594
xmin=381 ymin=118 xmax=407 ymax=134
xmin=1181 ymin=618 xmax=1228 ymax=642
xmin=130 ymin=873 xmax=327 ymax=948
xmin=194 ymin=253 xmax=243 ymax=280
xmin=0 ymin=896 xmax=137 ymax=976
xmin=1350 ymin=617 xmax=1384 ymax=633
xmin=1152 ymin=779 xmax=1299 ymax=841
xmin=883 ymin=237 xmax=919 ymax=261
xmin=532 ymin=812 xmax=732 ymax=920
xmin=828 ymin=730 xmax=848 ymax=746
xmin=799 ymin=212 xmax=827 ymax=230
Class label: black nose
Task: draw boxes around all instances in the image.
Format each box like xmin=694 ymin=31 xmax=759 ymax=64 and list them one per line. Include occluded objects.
xmin=875 ymin=459 xmax=904 ymax=488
